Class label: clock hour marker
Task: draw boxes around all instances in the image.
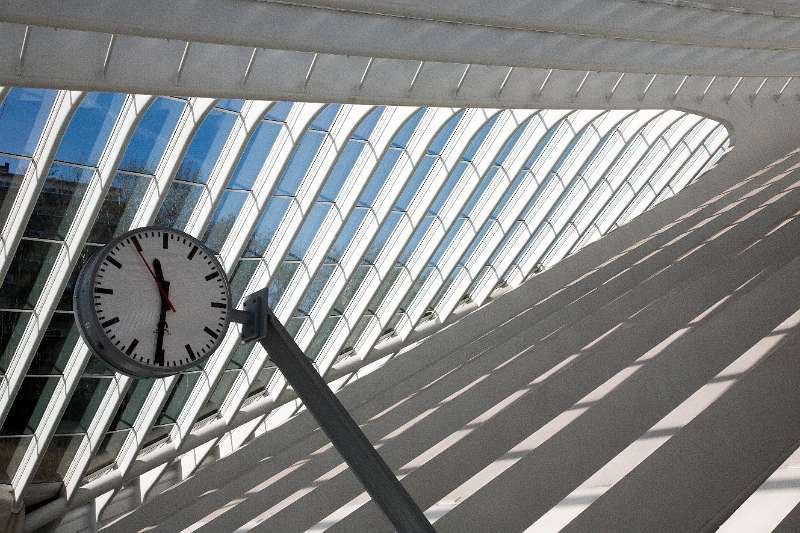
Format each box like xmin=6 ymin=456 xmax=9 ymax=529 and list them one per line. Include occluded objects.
xmin=106 ymin=257 xmax=122 ymax=269
xmin=126 ymin=339 xmax=139 ymax=355
xmin=162 ymin=233 xmax=169 ymax=249
xmin=131 ymin=236 xmax=143 ymax=252
xmin=102 ymin=317 xmax=120 ymax=328
xmin=210 ymin=301 xmax=226 ymax=308
xmin=188 ymin=246 xmax=198 ymax=260
xmin=205 ymin=271 xmax=220 ymax=281
xmin=203 ymin=326 xmax=218 ymax=339
xmin=95 ymin=287 xmax=114 ymax=294
xmin=185 ymin=344 xmax=195 ymax=359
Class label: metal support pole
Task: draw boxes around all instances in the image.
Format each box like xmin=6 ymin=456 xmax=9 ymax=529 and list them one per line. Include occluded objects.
xmin=233 ymin=288 xmax=435 ymax=533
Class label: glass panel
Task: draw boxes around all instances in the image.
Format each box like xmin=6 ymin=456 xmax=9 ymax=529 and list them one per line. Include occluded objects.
xmin=34 ymin=433 xmax=82 ymax=482
xmin=427 ymin=111 xmax=464 ymax=155
xmin=0 ymin=156 xmax=29 ymax=230
xmin=297 ymin=264 xmax=334 ymax=315
xmin=0 ymin=436 xmax=32 ymax=484
xmin=246 ymin=366 xmax=276 ymax=398
xmin=204 ymin=190 xmax=248 ymax=252
xmin=397 ymin=214 xmax=436 ymax=265
xmin=243 ymin=196 xmax=292 ymax=257
xmin=106 ymin=379 xmax=155 ymax=432
xmin=363 ymin=211 xmax=403 ymax=264
xmin=0 ymin=88 xmax=57 ymax=157
xmin=56 ymin=378 xmax=111 ymax=433
xmin=141 ymin=425 xmax=172 ymax=450
xmin=86 ymin=430 xmax=127 ymax=474
xmin=227 ymin=121 xmax=283 ymax=190
xmin=1 ymin=377 xmax=59 ymax=435
xmin=196 ymin=370 xmax=240 ymax=420
xmin=58 ymin=243 xmax=103 ymax=311
xmin=0 ymin=311 xmax=29 ymax=374
xmin=227 ymin=342 xmax=253 ymax=370
xmin=309 ymin=104 xmax=341 ymax=132
xmin=25 ymin=164 xmax=94 ymax=240
xmin=495 ymin=116 xmax=534 ymax=165
xmin=338 ymin=314 xmax=372 ymax=359
xmin=461 ymin=114 xmax=499 ymax=162
xmin=430 ymin=217 xmax=466 ymax=266
xmin=318 ymin=141 xmax=364 ymax=202
xmin=390 ymin=109 xmax=425 ymax=149
xmin=119 ymin=97 xmax=185 ymax=174
xmin=0 ymin=239 xmax=61 ymax=309
xmin=305 ymin=315 xmax=339 ymax=360
xmin=286 ymin=203 xmax=331 ymax=260
xmin=367 ymin=265 xmax=403 ymax=314
xmin=395 ymin=155 xmax=437 ymax=211
xmin=332 ymin=264 xmax=369 ymax=315
xmin=229 ymin=259 xmax=260 ymax=304
xmin=28 ymin=312 xmax=80 ymax=375
xmin=429 ymin=161 xmax=469 ymax=215
xmin=55 ymin=92 xmax=126 ymax=167
xmin=153 ymin=373 xmax=200 ymax=426
xmin=327 ymin=207 xmax=368 ymax=264
xmin=176 ymin=109 xmax=236 ymax=184
xmin=399 ymin=266 xmax=433 ymax=312
xmin=268 ymin=261 xmax=300 ymax=305
xmin=215 ymin=99 xmax=244 ymax=113
xmin=265 ymin=102 xmax=293 ymax=122
xmin=352 ymin=107 xmax=384 ymax=141
xmin=358 ymin=148 xmax=402 ymax=207
xmin=273 ymin=131 xmax=326 ymax=196
xmin=155 ymin=181 xmax=204 ymax=229
xmin=88 ymin=171 xmax=151 ymax=244
xmin=461 ymin=168 xmax=496 ymax=219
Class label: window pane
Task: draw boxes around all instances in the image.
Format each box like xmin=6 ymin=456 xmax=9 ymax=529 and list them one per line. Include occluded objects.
xmin=243 ymin=196 xmax=291 ymax=257
xmin=55 ymin=93 xmax=126 ymax=166
xmin=0 ymin=436 xmax=32 ymax=484
xmin=0 ymin=239 xmax=61 ymax=309
xmin=352 ymin=107 xmax=384 ymax=141
xmin=106 ymin=379 xmax=155 ymax=432
xmin=56 ymin=378 xmax=111 ymax=433
xmin=318 ymin=141 xmax=363 ymax=202
xmin=305 ymin=315 xmax=338 ymax=360
xmin=363 ymin=211 xmax=402 ymax=264
xmin=119 ymin=97 xmax=185 ymax=175
xmin=1 ymin=377 xmax=59 ymax=435
xmin=154 ymin=373 xmax=200 ymax=426
xmin=196 ymin=370 xmax=240 ymax=420
xmin=0 ymin=88 xmax=57 ymax=157
xmin=58 ymin=243 xmax=103 ymax=311
xmin=273 ymin=131 xmax=326 ymax=196
xmin=28 ymin=313 xmax=80 ymax=375
xmin=176 ymin=109 xmax=236 ymax=184
xmin=215 ymin=99 xmax=243 ymax=113
xmin=395 ymin=155 xmax=437 ymax=211
xmin=331 ymin=264 xmax=369 ymax=315
xmin=229 ymin=259 xmax=260 ymax=304
xmin=268 ymin=261 xmax=300 ymax=305
xmin=155 ymin=181 xmax=203 ymax=229
xmin=204 ymin=190 xmax=248 ymax=252
xmin=25 ymin=164 xmax=94 ymax=240
xmin=297 ymin=264 xmax=334 ymax=315
xmin=88 ymin=171 xmax=151 ymax=244
xmin=390 ymin=109 xmax=425 ymax=149
xmin=265 ymin=102 xmax=293 ymax=122
xmin=358 ymin=148 xmax=402 ymax=207
xmin=309 ymin=104 xmax=341 ymax=132
xmin=0 ymin=156 xmax=29 ymax=230
xmin=0 ymin=311 xmax=29 ymax=373
xmin=228 ymin=121 xmax=283 ymax=190
xmin=286 ymin=203 xmax=331 ymax=260
xmin=34 ymin=433 xmax=82 ymax=482
xmin=327 ymin=207 xmax=368 ymax=264
xmin=427 ymin=111 xmax=464 ymax=155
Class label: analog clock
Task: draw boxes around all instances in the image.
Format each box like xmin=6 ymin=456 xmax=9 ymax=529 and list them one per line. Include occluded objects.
xmin=74 ymin=226 xmax=231 ymax=377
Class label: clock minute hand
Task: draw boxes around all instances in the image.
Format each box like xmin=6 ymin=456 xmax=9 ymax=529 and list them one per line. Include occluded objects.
xmin=153 ymin=259 xmax=170 ymax=366
xmin=131 ymin=236 xmax=176 ymax=312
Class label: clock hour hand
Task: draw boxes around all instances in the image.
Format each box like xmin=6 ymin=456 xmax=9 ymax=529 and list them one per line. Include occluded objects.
xmin=153 ymin=259 xmax=170 ymax=366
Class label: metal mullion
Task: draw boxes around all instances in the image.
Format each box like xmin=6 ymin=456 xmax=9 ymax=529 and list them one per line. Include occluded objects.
xmin=63 ymin=97 xmax=217 ymax=500
xmin=306 ymin=109 xmax=487 ymax=379
xmin=504 ymin=111 xmax=643 ymax=284
xmin=570 ymin=113 xmax=699 ymax=254
xmin=614 ymin=119 xmax=719 ymax=228
xmin=353 ymin=110 xmax=533 ymax=358
xmin=215 ymin=108 xmax=415 ymax=424
xmin=538 ymin=111 xmax=678 ymax=268
xmin=170 ymin=105 xmax=371 ymax=448
xmin=10 ymin=94 xmax=154 ymax=501
xmin=0 ymin=90 xmax=82 ymax=284
xmin=450 ymin=110 xmax=607 ymax=312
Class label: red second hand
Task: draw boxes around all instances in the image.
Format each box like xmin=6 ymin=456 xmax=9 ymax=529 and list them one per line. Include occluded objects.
xmin=131 ymin=236 xmax=176 ymax=312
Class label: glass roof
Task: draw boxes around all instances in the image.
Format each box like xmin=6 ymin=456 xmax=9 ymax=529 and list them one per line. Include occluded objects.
xmin=0 ymin=88 xmax=731 ymax=506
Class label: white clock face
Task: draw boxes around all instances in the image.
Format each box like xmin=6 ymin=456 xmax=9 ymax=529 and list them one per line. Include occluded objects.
xmin=84 ymin=228 xmax=229 ymax=374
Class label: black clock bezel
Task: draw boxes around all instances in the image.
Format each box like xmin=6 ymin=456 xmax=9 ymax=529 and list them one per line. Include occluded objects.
xmin=74 ymin=226 xmax=231 ymax=378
